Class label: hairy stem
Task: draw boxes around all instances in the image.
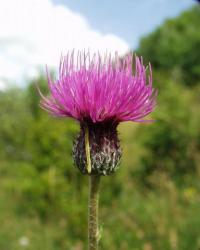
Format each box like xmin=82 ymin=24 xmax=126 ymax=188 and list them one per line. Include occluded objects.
xmin=88 ymin=175 xmax=101 ymax=250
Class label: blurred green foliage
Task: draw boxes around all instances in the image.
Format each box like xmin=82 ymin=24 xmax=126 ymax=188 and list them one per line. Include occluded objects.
xmin=0 ymin=6 xmax=200 ymax=250
xmin=137 ymin=6 xmax=200 ymax=85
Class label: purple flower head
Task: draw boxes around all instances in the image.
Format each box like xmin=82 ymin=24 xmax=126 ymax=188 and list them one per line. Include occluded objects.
xmin=40 ymin=51 xmax=157 ymax=124
xmin=39 ymin=51 xmax=157 ymax=176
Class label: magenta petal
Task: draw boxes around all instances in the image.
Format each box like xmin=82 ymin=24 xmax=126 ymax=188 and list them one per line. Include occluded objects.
xmin=39 ymin=51 xmax=157 ymax=123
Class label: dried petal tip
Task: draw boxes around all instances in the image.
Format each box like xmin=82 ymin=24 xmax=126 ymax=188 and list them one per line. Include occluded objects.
xmin=73 ymin=121 xmax=122 ymax=176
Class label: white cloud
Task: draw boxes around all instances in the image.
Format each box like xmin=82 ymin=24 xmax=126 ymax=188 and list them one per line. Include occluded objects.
xmin=0 ymin=0 xmax=129 ymax=89
xmin=0 ymin=79 xmax=7 ymax=91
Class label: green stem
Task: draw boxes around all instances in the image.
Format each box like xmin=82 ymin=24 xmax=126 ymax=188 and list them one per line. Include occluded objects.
xmin=88 ymin=175 xmax=101 ymax=250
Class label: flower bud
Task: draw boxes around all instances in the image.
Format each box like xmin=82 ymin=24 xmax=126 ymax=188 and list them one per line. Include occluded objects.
xmin=73 ymin=121 xmax=122 ymax=176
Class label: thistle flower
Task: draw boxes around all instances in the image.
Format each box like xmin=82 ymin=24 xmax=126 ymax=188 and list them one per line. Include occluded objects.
xmin=39 ymin=51 xmax=157 ymax=176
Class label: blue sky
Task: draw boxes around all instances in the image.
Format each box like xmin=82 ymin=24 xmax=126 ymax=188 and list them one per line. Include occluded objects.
xmin=53 ymin=0 xmax=195 ymax=48
xmin=0 ymin=0 xmax=196 ymax=89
